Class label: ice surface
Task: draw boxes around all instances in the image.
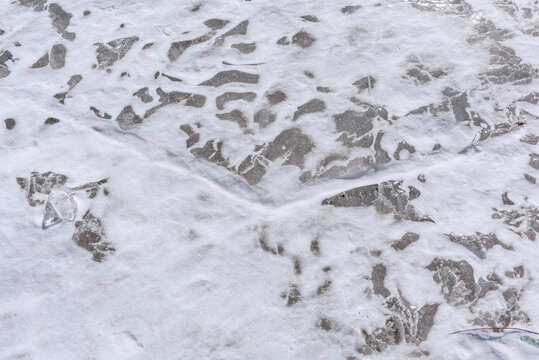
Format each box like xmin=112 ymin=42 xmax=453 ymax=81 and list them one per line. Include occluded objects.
xmin=2 ymin=0 xmax=539 ymax=358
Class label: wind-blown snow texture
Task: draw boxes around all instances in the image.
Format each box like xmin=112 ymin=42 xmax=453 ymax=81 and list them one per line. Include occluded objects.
xmin=1 ymin=0 xmax=539 ymax=358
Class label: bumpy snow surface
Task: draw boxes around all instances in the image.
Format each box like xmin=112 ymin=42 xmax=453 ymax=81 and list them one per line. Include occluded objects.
xmin=1 ymin=0 xmax=539 ymax=358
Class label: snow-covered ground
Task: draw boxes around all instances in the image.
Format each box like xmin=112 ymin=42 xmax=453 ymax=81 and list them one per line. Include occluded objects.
xmin=1 ymin=0 xmax=539 ymax=358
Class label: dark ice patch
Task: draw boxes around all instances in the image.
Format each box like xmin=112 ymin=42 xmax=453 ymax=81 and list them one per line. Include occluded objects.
xmin=73 ymin=210 xmax=114 ymax=262
xmin=0 ymin=50 xmax=12 ymax=65
xmin=133 ymin=87 xmax=153 ymax=103
xmin=447 ymin=232 xmax=512 ymax=259
xmin=372 ymin=263 xmax=390 ymax=297
xmin=353 ymin=76 xmax=375 ymax=92
xmin=116 ymin=105 xmax=143 ymax=130
xmin=49 ymin=44 xmax=66 ymax=69
xmin=408 ymin=186 xmax=421 ymax=200
xmin=341 ymin=5 xmax=361 ymax=14
xmin=71 ymin=178 xmax=108 ymax=199
xmin=94 ymin=36 xmax=139 ymax=69
xmin=374 ymin=131 xmax=391 ymax=165
xmin=426 ymin=258 xmax=497 ymax=306
xmin=231 ymin=42 xmax=256 ymax=54
xmin=44 ymin=117 xmax=59 ymax=125
xmin=168 ymin=32 xmax=213 ymax=62
xmin=392 ymin=232 xmax=419 ymax=250
xmin=451 ymin=92 xmax=471 ymax=123
xmin=48 ymin=3 xmax=75 ymax=41
xmin=502 ymin=192 xmax=515 ymax=205
xmin=473 ymin=288 xmax=530 ymax=328
xmin=485 ymin=44 xmax=537 ymax=84
xmin=316 ymin=86 xmax=331 ymax=93
xmin=4 ymin=118 xmax=15 ymax=130
xmin=394 ymin=141 xmax=416 ymax=160
xmin=215 ymin=92 xmax=256 ymax=110
xmin=287 ymin=284 xmax=301 ymax=306
xmin=67 ymin=74 xmax=82 ymax=90
xmin=307 ymin=155 xmax=374 ymax=181
xmin=492 ymin=206 xmax=539 ymax=240
xmin=333 ymin=109 xmax=374 ymax=138
xmin=301 ymin=15 xmax=319 ymax=22
xmin=216 ymin=109 xmax=247 ymax=128
xmin=262 ymin=127 xmax=314 ymax=168
xmin=180 ymin=124 xmax=200 ymax=148
xmin=292 ymin=31 xmax=316 ymax=48
xmin=292 ymin=99 xmax=326 ymax=121
xmin=520 ymin=134 xmax=538 ymax=145
xmin=30 ymin=52 xmax=49 ymax=68
xmin=408 ymin=0 xmax=472 ymax=16
xmin=90 ymin=106 xmax=112 ymax=119
xmin=16 ymin=171 xmax=68 ymax=207
xmin=144 ymin=88 xmax=206 ymax=118
xmin=237 ymin=155 xmax=267 ymax=185
xmin=277 ymin=36 xmax=290 ymax=45
xmin=161 ymin=73 xmax=182 ymax=82
xmin=254 ymin=109 xmax=276 ymax=128
xmin=505 ymin=266 xmax=524 ymax=279
xmin=214 ymin=20 xmax=248 ymax=45
xmin=469 ymin=19 xmax=513 ymax=44
xmin=322 ymin=181 xmax=433 ymax=222
xmin=337 ymin=132 xmax=373 ymax=148
xmin=357 ymin=294 xmax=439 ymax=355
xmin=524 ymin=173 xmax=536 ymax=184
xmin=529 ymin=153 xmax=539 ymax=170
xmin=406 ymin=67 xmax=431 ymax=84
xmin=191 ymin=140 xmax=229 ymax=168
xmin=19 ymin=0 xmax=47 ymax=11
xmin=265 ymin=89 xmax=286 ymax=105
xmin=204 ymin=18 xmax=229 ymax=30
xmin=199 ymin=70 xmax=259 ymax=87
xmin=316 ymin=279 xmax=332 ymax=295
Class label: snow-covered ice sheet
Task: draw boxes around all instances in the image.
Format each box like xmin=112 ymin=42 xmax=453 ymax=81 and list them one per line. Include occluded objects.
xmin=1 ymin=0 xmax=539 ymax=358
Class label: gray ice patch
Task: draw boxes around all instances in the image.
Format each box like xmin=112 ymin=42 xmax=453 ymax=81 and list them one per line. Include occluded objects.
xmin=447 ymin=232 xmax=512 ymax=259
xmin=168 ymin=32 xmax=213 ymax=62
xmin=292 ymin=99 xmax=326 ymax=121
xmin=73 ymin=210 xmax=114 ymax=262
xmin=215 ymin=92 xmax=256 ymax=110
xmin=216 ymin=109 xmax=247 ymax=128
xmin=199 ymin=70 xmax=259 ymax=87
xmin=231 ymin=42 xmax=256 ymax=54
xmin=254 ymin=109 xmax=276 ymax=128
xmin=214 ymin=20 xmax=248 ymax=45
xmin=392 ymin=232 xmax=419 ymax=250
xmin=426 ymin=258 xmax=497 ymax=306
xmin=204 ymin=18 xmax=229 ymax=30
xmin=144 ymin=88 xmax=206 ymax=118
xmin=49 ymin=44 xmax=66 ymax=69
xmin=133 ymin=87 xmax=153 ymax=103
xmin=30 ymin=52 xmax=49 ymax=68
xmin=94 ymin=36 xmax=139 ymax=69
xmin=265 ymin=89 xmax=286 ymax=105
xmin=322 ymin=181 xmax=433 ymax=222
xmin=48 ymin=3 xmax=75 ymax=40
xmin=116 ymin=105 xmax=143 ymax=130
xmin=291 ymin=31 xmax=316 ymax=48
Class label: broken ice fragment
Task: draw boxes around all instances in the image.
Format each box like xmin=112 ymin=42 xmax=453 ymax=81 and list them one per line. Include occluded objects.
xmin=42 ymin=185 xmax=77 ymax=229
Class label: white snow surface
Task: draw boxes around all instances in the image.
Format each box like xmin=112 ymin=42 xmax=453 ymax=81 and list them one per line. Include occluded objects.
xmin=1 ymin=0 xmax=539 ymax=358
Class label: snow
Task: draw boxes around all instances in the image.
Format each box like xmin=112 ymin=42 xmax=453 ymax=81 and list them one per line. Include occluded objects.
xmin=1 ymin=0 xmax=539 ymax=358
